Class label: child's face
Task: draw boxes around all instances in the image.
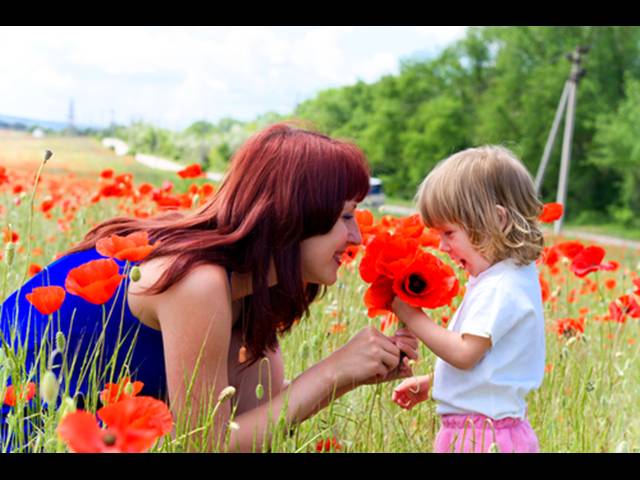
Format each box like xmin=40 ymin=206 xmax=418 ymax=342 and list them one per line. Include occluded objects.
xmin=436 ymin=223 xmax=491 ymax=277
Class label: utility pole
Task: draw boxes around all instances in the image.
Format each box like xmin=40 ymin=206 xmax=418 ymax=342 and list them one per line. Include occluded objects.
xmin=67 ymin=98 xmax=76 ymax=135
xmin=534 ymin=45 xmax=589 ymax=235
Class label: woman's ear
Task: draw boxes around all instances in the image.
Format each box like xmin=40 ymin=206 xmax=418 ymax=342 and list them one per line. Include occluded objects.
xmin=496 ymin=205 xmax=508 ymax=230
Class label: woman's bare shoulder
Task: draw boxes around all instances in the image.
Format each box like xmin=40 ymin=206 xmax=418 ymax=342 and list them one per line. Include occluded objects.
xmin=128 ymin=256 xmax=231 ymax=330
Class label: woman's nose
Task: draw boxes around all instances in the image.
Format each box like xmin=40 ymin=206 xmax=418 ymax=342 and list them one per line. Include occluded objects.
xmin=349 ymin=224 xmax=363 ymax=245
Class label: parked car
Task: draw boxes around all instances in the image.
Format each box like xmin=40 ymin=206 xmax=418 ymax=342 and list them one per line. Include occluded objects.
xmin=363 ymin=177 xmax=385 ymax=208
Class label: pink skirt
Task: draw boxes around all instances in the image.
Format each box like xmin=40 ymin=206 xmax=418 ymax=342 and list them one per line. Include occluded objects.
xmin=434 ymin=414 xmax=539 ymax=453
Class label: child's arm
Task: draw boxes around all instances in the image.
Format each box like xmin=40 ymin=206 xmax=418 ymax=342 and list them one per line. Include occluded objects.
xmin=392 ymin=374 xmax=432 ymax=409
xmin=392 ymin=297 xmax=491 ymax=370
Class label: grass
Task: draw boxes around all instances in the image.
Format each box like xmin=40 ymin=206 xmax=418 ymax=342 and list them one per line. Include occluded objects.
xmin=1 ymin=132 xmax=639 ymax=452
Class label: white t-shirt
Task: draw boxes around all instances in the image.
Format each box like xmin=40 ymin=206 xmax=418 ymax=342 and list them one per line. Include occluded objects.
xmin=432 ymin=258 xmax=545 ymax=420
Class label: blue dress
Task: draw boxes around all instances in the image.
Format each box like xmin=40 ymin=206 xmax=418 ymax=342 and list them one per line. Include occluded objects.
xmin=1 ymin=247 xmax=167 ymax=449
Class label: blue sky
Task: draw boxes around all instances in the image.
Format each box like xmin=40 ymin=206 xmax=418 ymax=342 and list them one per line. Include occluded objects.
xmin=1 ymin=26 xmax=468 ymax=131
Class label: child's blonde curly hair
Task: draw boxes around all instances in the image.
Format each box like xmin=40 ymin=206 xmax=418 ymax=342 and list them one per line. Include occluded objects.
xmin=417 ymin=145 xmax=544 ymax=266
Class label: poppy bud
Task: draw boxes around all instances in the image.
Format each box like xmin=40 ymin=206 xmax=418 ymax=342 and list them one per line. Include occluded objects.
xmin=218 ymin=386 xmax=236 ymax=403
xmin=488 ymin=442 xmax=500 ymax=453
xmin=4 ymin=242 xmax=15 ymax=266
xmin=255 ymin=384 xmax=264 ymax=400
xmin=124 ymin=381 xmax=135 ymax=396
xmin=191 ymin=194 xmax=199 ymax=207
xmin=40 ymin=370 xmax=59 ymax=405
xmin=44 ymin=150 xmax=53 ymax=163
xmin=55 ymin=331 xmax=66 ymax=352
xmin=58 ymin=396 xmax=76 ymax=419
xmin=130 ymin=266 xmax=142 ymax=282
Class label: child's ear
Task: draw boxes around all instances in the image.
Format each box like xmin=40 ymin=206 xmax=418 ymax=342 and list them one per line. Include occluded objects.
xmin=496 ymin=205 xmax=508 ymax=230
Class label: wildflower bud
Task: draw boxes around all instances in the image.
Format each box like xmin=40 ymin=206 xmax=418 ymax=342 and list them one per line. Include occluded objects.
xmin=218 ymin=386 xmax=236 ymax=403
xmin=191 ymin=194 xmax=200 ymax=207
xmin=130 ymin=266 xmax=142 ymax=282
xmin=58 ymin=396 xmax=76 ymax=419
xmin=255 ymin=383 xmax=264 ymax=400
xmin=44 ymin=150 xmax=53 ymax=163
xmin=124 ymin=381 xmax=135 ymax=396
xmin=4 ymin=242 xmax=15 ymax=266
xmin=55 ymin=331 xmax=66 ymax=352
xmin=407 ymin=359 xmax=417 ymax=369
xmin=40 ymin=370 xmax=59 ymax=405
xmin=488 ymin=442 xmax=500 ymax=453
xmin=228 ymin=421 xmax=240 ymax=431
xmin=565 ymin=336 xmax=577 ymax=347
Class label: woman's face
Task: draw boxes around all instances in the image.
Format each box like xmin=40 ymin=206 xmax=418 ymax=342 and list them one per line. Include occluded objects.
xmin=300 ymin=200 xmax=362 ymax=285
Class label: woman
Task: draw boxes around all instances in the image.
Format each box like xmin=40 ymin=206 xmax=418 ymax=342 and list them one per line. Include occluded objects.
xmin=1 ymin=123 xmax=417 ymax=452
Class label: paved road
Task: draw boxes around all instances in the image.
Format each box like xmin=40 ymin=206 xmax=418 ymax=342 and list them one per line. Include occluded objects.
xmin=378 ymin=204 xmax=640 ymax=250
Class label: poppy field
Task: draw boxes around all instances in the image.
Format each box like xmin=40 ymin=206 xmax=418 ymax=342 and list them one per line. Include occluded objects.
xmin=1 ymin=130 xmax=639 ymax=452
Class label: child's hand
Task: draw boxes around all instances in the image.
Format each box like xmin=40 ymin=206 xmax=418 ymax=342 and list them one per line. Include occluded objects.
xmin=391 ymin=297 xmax=429 ymax=327
xmin=392 ymin=375 xmax=432 ymax=410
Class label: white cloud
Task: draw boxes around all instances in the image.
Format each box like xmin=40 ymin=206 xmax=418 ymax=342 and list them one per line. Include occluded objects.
xmin=0 ymin=26 xmax=468 ymax=130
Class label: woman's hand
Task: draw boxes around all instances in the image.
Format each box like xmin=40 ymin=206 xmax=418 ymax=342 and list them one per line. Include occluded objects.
xmin=326 ymin=326 xmax=402 ymax=388
xmin=392 ymin=374 xmax=432 ymax=410
xmin=386 ymin=327 xmax=419 ymax=378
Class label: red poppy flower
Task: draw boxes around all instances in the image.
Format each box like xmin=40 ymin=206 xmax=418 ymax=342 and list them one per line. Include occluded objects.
xmin=100 ymin=169 xmax=114 ymax=179
xmin=138 ymin=183 xmax=154 ymax=195
xmin=96 ymin=231 xmax=158 ymax=262
xmin=419 ymin=228 xmax=440 ymax=249
xmin=57 ymin=396 xmax=173 ymax=453
xmin=555 ymin=241 xmax=585 ymax=260
xmin=199 ymin=183 xmax=215 ymax=198
xmin=539 ymin=274 xmax=550 ymax=303
xmin=539 ymin=203 xmax=563 ymax=223
xmin=633 ymin=278 xmax=640 ymax=296
xmin=28 ymin=263 xmax=43 ymax=277
xmin=364 ymin=276 xmax=396 ymax=318
xmin=40 ymin=197 xmax=56 ymax=213
xmin=359 ymin=232 xmax=419 ymax=283
xmin=340 ymin=245 xmax=361 ymax=264
xmin=608 ymin=295 xmax=640 ymax=323
xmin=2 ymin=227 xmax=19 ymax=244
xmin=177 ymin=163 xmax=203 ymax=179
xmin=570 ymin=245 xmax=617 ymax=277
xmin=65 ymin=258 xmax=125 ymax=305
xmin=555 ymin=318 xmax=585 ymax=338
xmin=315 ymin=437 xmax=342 ymax=453
xmin=25 ymin=285 xmax=66 ymax=315
xmin=100 ymin=377 xmax=144 ymax=405
xmin=540 ymin=246 xmax=561 ymax=268
xmin=396 ymin=214 xmax=425 ymax=239
xmin=391 ymin=251 xmax=459 ymax=309
xmin=4 ymin=382 xmax=37 ymax=407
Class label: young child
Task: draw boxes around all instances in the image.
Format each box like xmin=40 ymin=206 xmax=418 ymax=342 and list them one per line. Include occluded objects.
xmin=391 ymin=146 xmax=546 ymax=453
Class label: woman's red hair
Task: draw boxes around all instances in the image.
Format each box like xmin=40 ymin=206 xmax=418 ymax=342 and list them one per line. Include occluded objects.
xmin=65 ymin=123 xmax=370 ymax=363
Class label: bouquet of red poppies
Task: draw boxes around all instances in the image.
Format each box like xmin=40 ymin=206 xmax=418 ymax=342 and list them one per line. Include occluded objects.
xmin=357 ymin=213 xmax=459 ymax=319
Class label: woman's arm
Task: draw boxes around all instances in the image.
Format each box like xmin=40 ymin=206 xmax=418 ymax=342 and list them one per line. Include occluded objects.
xmin=156 ymin=265 xmax=408 ymax=452
xmin=392 ymin=297 xmax=491 ymax=370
